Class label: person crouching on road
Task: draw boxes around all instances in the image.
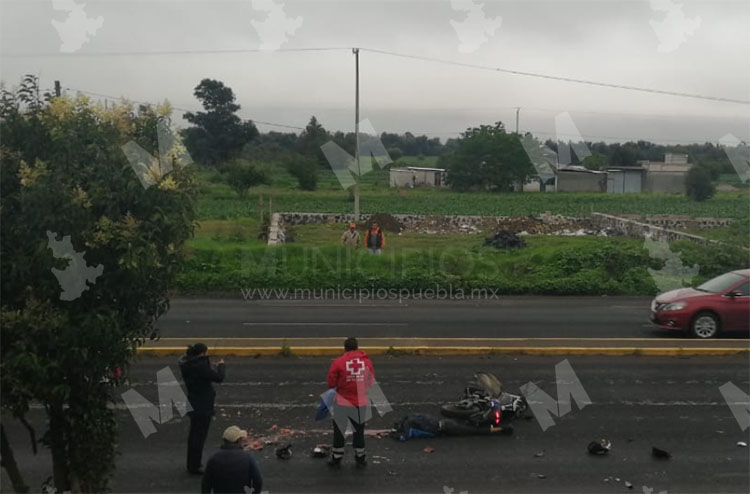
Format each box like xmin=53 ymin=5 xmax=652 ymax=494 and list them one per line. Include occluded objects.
xmin=364 ymin=222 xmax=385 ymax=254
xmin=179 ymin=343 xmax=225 ymax=475
xmin=326 ymin=337 xmax=375 ymax=468
xmin=341 ymin=222 xmax=360 ymax=248
xmin=201 ymin=426 xmax=263 ymax=494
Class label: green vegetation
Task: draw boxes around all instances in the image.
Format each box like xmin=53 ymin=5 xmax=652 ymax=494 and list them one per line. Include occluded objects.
xmin=1 ymin=78 xmax=196 ymax=492
xmin=686 ymin=166 xmax=716 ymax=201
xmin=223 ymin=160 xmax=271 ymax=197
xmin=682 ymin=219 xmax=750 ymax=249
xmin=182 ymin=79 xmax=258 ymax=166
xmin=175 ymin=222 xmax=747 ymax=296
xmin=441 ymin=122 xmax=534 ymax=192
xmin=196 ymin=176 xmax=750 ymax=220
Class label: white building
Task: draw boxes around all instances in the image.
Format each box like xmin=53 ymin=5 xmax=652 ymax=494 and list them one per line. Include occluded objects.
xmin=389 ymin=167 xmax=447 ymax=188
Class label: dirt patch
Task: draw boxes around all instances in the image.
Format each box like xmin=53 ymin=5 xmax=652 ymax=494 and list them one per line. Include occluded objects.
xmin=363 ymin=213 xmax=406 ymax=233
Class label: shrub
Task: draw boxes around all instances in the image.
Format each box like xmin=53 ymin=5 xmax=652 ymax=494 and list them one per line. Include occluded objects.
xmin=686 ymin=166 xmax=715 ymax=201
xmin=286 ymin=156 xmax=318 ymax=190
xmin=223 ymin=160 xmax=270 ymax=197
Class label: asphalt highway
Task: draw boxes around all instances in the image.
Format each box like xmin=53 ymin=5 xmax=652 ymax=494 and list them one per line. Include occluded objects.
xmin=158 ymin=296 xmax=677 ymax=339
xmin=3 ymin=355 xmax=748 ymax=493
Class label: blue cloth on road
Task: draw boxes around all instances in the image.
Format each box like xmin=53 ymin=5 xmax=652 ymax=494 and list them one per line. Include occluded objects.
xmin=315 ymin=388 xmax=337 ymax=421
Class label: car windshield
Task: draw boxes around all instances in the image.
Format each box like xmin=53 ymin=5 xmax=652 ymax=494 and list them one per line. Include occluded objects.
xmin=695 ymin=272 xmax=745 ymax=293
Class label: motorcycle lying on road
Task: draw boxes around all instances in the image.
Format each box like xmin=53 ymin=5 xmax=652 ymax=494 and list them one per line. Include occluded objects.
xmin=438 ymin=372 xmax=528 ymax=435
xmin=392 ymin=372 xmax=529 ymax=440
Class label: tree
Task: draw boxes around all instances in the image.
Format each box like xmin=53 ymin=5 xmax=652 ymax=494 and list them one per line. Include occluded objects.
xmin=686 ymin=166 xmax=716 ymax=201
xmin=223 ymin=160 xmax=271 ymax=197
xmin=582 ymin=152 xmax=609 ymax=171
xmin=296 ymin=116 xmax=330 ymax=167
xmin=440 ymin=122 xmax=534 ymax=192
xmin=286 ymin=155 xmax=318 ymax=190
xmin=182 ymin=79 xmax=258 ymax=166
xmin=0 ymin=77 xmax=196 ymax=492
xmin=387 ymin=147 xmax=403 ymax=162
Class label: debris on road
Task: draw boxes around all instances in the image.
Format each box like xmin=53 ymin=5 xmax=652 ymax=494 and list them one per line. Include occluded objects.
xmin=485 ymin=230 xmax=526 ymax=249
xmin=537 ymin=474 xmax=546 ymax=479
xmin=275 ymin=444 xmax=292 ymax=460
xmin=534 ymin=451 xmax=545 ymax=458
xmin=737 ymin=441 xmax=748 ymax=447
xmin=312 ymin=444 xmax=330 ymax=458
xmin=652 ymin=447 xmax=671 ymax=459
xmin=423 ymin=447 xmax=435 ymax=454
xmin=624 ymin=481 xmax=633 ymax=489
xmin=587 ymin=439 xmax=612 ymax=455
xmin=244 ymin=426 xmax=306 ymax=451
xmin=247 ymin=440 xmax=265 ymax=451
xmin=365 ymin=429 xmax=392 ymax=439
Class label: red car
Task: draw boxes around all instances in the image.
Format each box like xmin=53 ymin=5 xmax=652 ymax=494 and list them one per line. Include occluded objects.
xmin=650 ymin=269 xmax=750 ymax=338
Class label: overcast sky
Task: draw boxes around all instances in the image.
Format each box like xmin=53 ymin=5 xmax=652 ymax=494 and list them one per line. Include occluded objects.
xmin=1 ymin=0 xmax=748 ymax=144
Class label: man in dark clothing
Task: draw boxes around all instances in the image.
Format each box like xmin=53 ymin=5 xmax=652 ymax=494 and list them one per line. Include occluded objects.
xmin=364 ymin=222 xmax=385 ymax=254
xmin=326 ymin=337 xmax=376 ymax=468
xmin=179 ymin=343 xmax=225 ymax=475
xmin=202 ymin=426 xmax=263 ymax=494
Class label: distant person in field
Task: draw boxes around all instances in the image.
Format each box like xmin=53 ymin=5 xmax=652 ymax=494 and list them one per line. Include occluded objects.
xmin=364 ymin=222 xmax=385 ymax=254
xmin=341 ymin=222 xmax=360 ymax=248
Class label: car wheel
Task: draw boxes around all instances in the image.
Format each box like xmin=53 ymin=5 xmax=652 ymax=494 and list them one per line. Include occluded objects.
xmin=690 ymin=312 xmax=720 ymax=339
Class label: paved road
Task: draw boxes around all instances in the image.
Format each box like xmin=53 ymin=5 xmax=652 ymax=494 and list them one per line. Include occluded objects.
xmin=4 ymin=355 xmax=749 ymax=493
xmin=159 ymin=296 xmax=676 ymax=339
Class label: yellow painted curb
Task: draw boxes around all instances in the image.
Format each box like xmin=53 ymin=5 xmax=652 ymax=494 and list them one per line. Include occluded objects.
xmin=137 ymin=346 xmax=750 ymax=357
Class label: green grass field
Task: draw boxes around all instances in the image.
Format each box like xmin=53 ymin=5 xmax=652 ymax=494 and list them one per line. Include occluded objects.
xmin=197 ymin=178 xmax=750 ymax=221
xmin=178 ymin=163 xmax=748 ymax=295
xmin=177 ymin=219 xmax=748 ymax=295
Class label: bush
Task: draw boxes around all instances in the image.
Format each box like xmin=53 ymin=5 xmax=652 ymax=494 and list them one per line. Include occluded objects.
xmin=223 ymin=160 xmax=270 ymax=197
xmin=387 ymin=147 xmax=403 ymax=161
xmin=286 ymin=156 xmax=318 ymax=190
xmin=686 ymin=166 xmax=715 ymax=201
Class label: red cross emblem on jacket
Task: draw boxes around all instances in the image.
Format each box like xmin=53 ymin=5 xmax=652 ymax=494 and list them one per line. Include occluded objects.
xmin=327 ymin=350 xmax=375 ymax=407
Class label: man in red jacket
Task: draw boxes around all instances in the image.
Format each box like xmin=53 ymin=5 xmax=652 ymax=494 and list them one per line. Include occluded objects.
xmin=326 ymin=337 xmax=375 ymax=468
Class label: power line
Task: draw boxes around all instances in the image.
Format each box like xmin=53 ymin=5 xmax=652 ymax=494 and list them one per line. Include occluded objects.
xmin=67 ymin=87 xmax=305 ymax=130
xmin=5 ymin=45 xmax=747 ymax=105
xmin=360 ymin=48 xmax=750 ymax=106
xmin=66 ymin=87 xmax=738 ymax=143
xmin=394 ymin=127 xmax=730 ymax=144
xmin=3 ymin=47 xmax=351 ymax=58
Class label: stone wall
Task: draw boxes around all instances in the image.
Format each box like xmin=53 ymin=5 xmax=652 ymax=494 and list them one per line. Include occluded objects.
xmin=615 ymin=214 xmax=733 ymax=229
xmin=275 ymin=211 xmax=731 ymax=242
xmin=590 ymin=213 xmax=714 ymax=244
xmin=279 ymin=212 xmax=599 ymax=235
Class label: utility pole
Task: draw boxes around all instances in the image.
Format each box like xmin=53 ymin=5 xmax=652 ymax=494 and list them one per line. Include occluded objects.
xmin=54 ymin=80 xmax=61 ymax=98
xmin=353 ymin=48 xmax=361 ymax=222
xmin=515 ymin=107 xmax=520 ymax=134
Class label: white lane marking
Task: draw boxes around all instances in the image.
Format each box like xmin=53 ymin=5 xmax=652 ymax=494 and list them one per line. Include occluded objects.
xmin=257 ymin=303 xmax=409 ymax=308
xmin=100 ymin=400 xmax=738 ymax=411
xmin=241 ymin=322 xmax=409 ymax=326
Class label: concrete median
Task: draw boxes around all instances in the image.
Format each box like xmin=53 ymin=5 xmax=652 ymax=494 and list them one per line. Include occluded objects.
xmin=137 ymin=337 xmax=750 ymax=357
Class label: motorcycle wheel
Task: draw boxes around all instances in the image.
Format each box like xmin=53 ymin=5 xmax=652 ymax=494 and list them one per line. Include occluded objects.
xmin=440 ymin=404 xmax=481 ymax=419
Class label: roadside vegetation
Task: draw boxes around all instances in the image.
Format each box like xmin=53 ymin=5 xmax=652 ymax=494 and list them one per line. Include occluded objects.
xmin=176 ymin=222 xmax=748 ymax=296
